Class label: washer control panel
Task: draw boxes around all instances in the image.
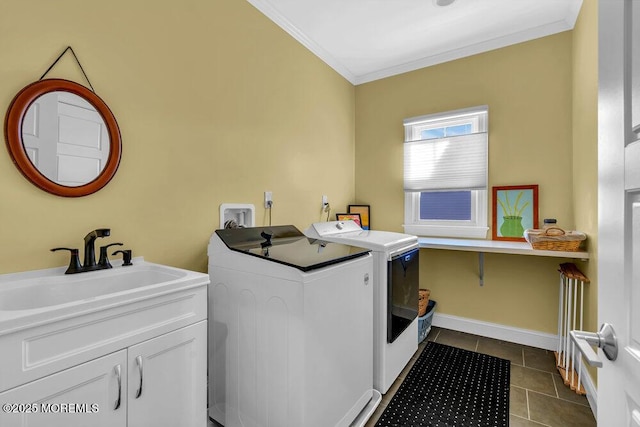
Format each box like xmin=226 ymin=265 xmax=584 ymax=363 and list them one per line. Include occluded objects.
xmin=307 ymin=220 xmax=362 ymax=238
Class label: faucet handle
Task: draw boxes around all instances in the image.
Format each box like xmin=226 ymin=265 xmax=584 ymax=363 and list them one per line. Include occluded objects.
xmin=112 ymin=249 xmax=133 ymax=266
xmin=51 ymin=247 xmax=83 ymax=274
xmin=98 ymin=243 xmax=124 ymax=268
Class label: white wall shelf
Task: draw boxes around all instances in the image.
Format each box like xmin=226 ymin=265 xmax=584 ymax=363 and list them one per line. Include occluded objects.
xmin=418 ymin=237 xmax=589 ymax=286
xmin=418 ymin=237 xmax=589 ymax=260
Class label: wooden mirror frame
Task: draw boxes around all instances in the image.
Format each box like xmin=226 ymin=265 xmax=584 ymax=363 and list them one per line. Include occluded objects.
xmin=4 ymin=79 xmax=122 ymax=197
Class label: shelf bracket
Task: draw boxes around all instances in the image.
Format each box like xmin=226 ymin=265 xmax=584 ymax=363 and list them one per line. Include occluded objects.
xmin=479 ymin=252 xmax=484 ymax=286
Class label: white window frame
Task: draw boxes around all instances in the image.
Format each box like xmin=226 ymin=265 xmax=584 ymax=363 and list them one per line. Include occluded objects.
xmin=403 ymin=106 xmax=489 ymax=239
xmin=403 ymin=190 xmax=488 ymax=238
xmin=409 ymin=116 xmax=479 ymax=140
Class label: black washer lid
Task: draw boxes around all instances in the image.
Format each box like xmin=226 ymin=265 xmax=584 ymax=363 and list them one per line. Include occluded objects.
xmin=215 ymin=225 xmax=370 ymax=272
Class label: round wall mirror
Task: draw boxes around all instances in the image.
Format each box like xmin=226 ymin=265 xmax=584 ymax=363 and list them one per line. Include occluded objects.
xmin=4 ymin=79 xmax=121 ymax=197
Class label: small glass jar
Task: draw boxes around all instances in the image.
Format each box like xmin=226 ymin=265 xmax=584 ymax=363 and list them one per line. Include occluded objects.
xmin=542 ymin=218 xmax=558 ymax=229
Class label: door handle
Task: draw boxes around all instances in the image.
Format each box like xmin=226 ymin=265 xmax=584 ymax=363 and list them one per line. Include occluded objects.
xmin=570 ymin=323 xmax=618 ymax=367
xmin=113 ymin=364 xmax=122 ymax=410
xmin=135 ymin=355 xmax=144 ymax=398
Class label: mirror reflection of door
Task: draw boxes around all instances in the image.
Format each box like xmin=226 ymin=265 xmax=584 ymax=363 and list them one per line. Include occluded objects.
xmin=21 ymin=91 xmax=109 ymax=187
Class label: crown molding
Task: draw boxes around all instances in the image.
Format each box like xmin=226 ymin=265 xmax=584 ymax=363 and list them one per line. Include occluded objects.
xmin=246 ymin=0 xmax=357 ymax=84
xmin=354 ymin=19 xmax=575 ymax=85
xmin=247 ymin=0 xmax=582 ymax=86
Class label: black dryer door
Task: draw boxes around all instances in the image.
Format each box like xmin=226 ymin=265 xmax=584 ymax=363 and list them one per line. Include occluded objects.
xmin=387 ymin=248 xmax=419 ymax=343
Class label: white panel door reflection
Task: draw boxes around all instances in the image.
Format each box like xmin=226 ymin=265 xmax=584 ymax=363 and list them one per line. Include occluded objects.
xmin=21 ymin=91 xmax=109 ymax=187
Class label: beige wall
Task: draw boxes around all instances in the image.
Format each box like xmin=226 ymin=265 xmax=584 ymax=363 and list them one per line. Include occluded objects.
xmin=0 ymin=0 xmax=356 ymax=274
xmin=355 ymin=33 xmax=581 ymax=334
xmin=572 ymin=0 xmax=598 ymax=383
xmin=0 ymin=0 xmax=599 ymax=347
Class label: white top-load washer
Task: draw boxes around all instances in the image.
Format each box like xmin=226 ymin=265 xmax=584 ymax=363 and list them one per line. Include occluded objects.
xmin=208 ymin=225 xmax=381 ymax=427
xmin=305 ymin=221 xmax=420 ymax=394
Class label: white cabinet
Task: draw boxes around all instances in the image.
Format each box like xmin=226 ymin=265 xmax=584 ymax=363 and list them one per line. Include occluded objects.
xmin=0 ymin=322 xmax=207 ymax=427
xmin=0 ymin=261 xmax=208 ymax=427
xmin=128 ymin=321 xmax=207 ymax=427
xmin=0 ymin=350 xmax=127 ymax=427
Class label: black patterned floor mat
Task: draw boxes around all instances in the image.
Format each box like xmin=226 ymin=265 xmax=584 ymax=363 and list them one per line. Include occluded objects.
xmin=376 ymin=341 xmax=510 ymax=427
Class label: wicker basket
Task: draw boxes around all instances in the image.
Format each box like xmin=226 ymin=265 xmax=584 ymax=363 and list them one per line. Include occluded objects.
xmin=418 ymin=288 xmax=431 ymax=316
xmin=524 ymin=227 xmax=586 ymax=251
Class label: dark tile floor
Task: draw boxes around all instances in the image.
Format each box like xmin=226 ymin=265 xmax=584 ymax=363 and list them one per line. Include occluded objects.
xmin=365 ymin=327 xmax=596 ymax=427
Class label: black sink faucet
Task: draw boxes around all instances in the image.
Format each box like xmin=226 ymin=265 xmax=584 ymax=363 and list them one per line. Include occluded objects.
xmin=83 ymin=228 xmax=111 ymax=269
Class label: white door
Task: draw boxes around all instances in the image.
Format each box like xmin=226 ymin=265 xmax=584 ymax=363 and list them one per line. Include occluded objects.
xmin=55 ymin=92 xmax=110 ymax=186
xmin=22 ymin=91 xmax=109 ymax=186
xmin=127 ymin=321 xmax=207 ymax=427
xmin=21 ymin=91 xmax=58 ymax=180
xmin=0 ymin=350 xmax=127 ymax=427
xmin=598 ymin=0 xmax=640 ymax=425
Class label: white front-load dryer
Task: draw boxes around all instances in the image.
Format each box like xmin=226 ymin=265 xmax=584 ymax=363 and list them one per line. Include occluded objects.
xmin=305 ymin=221 xmax=420 ymax=394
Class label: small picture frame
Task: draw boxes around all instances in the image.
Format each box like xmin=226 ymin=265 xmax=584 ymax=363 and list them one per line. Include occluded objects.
xmin=348 ymin=204 xmax=370 ymax=230
xmin=492 ymin=185 xmax=539 ymax=241
xmin=336 ymin=213 xmax=362 ymax=227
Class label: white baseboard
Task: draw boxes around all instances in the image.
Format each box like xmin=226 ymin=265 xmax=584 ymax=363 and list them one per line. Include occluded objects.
xmin=432 ymin=312 xmax=558 ymax=350
xmin=432 ymin=312 xmax=598 ymax=418
xmin=579 ymin=361 xmax=598 ymax=419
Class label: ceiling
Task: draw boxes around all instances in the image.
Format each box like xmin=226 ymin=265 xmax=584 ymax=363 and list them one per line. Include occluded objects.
xmin=246 ymin=0 xmax=584 ymax=85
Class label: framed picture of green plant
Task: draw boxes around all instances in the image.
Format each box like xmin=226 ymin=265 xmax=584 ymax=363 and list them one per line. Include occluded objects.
xmin=492 ymin=185 xmax=539 ymax=241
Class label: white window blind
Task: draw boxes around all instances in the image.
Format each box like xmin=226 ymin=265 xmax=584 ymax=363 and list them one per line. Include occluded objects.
xmin=403 ymin=132 xmax=488 ymax=191
xmin=403 ymin=107 xmax=488 ymax=192
xmin=403 ymin=106 xmax=489 ymax=239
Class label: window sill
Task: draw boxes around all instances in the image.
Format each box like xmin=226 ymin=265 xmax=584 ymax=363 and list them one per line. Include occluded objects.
xmin=418 ymin=237 xmax=589 ymax=260
xmin=403 ymin=224 xmax=488 ymax=239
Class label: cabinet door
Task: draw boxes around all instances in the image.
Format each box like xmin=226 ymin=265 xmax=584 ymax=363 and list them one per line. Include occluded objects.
xmin=0 ymin=350 xmax=127 ymax=427
xmin=127 ymin=321 xmax=207 ymax=427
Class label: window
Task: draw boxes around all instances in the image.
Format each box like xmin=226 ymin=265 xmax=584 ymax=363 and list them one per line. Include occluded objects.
xmin=403 ymin=106 xmax=488 ymax=238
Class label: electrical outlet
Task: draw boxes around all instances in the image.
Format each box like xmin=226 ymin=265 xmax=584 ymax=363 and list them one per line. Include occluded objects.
xmin=264 ymin=191 xmax=273 ymax=208
xmin=322 ymin=195 xmax=328 ymax=210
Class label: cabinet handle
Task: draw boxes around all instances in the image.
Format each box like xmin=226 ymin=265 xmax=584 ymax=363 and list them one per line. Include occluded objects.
xmin=135 ymin=355 xmax=143 ymax=398
xmin=113 ymin=364 xmax=122 ymax=410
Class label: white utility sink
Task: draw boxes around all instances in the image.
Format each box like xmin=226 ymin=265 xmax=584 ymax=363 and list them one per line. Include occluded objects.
xmin=0 ymin=258 xmax=209 ymax=334
xmin=0 ymin=258 xmax=209 ymax=392
xmin=0 ymin=264 xmax=185 ymax=311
